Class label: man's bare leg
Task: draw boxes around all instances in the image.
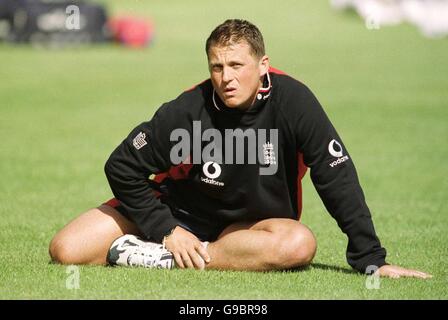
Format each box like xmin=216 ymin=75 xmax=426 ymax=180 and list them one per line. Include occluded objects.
xmin=49 ymin=205 xmax=141 ymax=265
xmin=205 ymin=218 xmax=317 ymax=271
xmin=50 ymin=208 xmax=316 ymax=271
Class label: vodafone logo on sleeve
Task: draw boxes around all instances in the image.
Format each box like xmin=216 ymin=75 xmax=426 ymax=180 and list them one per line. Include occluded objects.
xmin=328 ymin=139 xmax=349 ymax=168
xmin=328 ymin=139 xmax=343 ymax=157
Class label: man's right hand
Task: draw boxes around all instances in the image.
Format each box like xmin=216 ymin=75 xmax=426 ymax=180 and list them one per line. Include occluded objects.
xmin=163 ymin=226 xmax=210 ymax=270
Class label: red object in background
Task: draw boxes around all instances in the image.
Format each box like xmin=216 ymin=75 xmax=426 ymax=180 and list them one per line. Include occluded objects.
xmin=108 ymin=16 xmax=154 ymax=48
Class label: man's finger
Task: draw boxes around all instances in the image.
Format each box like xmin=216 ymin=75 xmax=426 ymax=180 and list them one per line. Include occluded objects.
xmin=379 ymin=270 xmax=400 ymax=278
xmin=173 ymin=252 xmax=185 ymax=269
xmin=411 ymin=271 xmax=432 ymax=279
xmin=399 ymin=268 xmax=428 ymax=279
xmin=413 ymin=270 xmax=432 ymax=278
xmin=381 ymin=268 xmax=432 ymax=279
xmin=181 ymin=250 xmax=195 ymax=269
xmin=196 ymin=243 xmax=210 ymax=264
xmin=189 ymin=248 xmax=206 ymax=270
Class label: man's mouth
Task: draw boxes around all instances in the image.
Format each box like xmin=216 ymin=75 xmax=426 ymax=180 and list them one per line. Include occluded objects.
xmin=224 ymin=87 xmax=237 ymax=95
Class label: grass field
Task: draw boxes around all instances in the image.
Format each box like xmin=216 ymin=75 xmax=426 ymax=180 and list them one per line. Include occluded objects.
xmin=0 ymin=0 xmax=447 ymax=299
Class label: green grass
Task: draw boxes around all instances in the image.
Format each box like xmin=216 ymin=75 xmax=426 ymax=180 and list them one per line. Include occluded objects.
xmin=0 ymin=0 xmax=447 ymax=299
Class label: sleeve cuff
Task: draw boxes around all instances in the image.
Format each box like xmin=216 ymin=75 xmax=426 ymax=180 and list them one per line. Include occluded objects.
xmin=145 ymin=217 xmax=180 ymax=243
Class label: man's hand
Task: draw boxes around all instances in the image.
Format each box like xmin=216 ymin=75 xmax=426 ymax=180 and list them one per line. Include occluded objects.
xmin=377 ymin=265 xmax=432 ymax=279
xmin=163 ymin=226 xmax=210 ymax=270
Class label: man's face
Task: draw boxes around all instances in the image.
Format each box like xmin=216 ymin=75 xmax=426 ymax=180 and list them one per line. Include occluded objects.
xmin=208 ymin=41 xmax=269 ymax=110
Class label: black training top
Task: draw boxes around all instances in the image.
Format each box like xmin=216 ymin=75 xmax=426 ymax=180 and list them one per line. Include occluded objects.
xmin=104 ymin=68 xmax=387 ymax=273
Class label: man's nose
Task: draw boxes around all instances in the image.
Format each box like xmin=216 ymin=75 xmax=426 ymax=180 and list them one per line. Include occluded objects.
xmin=222 ymin=67 xmax=233 ymax=83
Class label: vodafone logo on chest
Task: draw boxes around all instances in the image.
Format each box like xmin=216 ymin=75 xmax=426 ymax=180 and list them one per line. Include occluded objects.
xmin=203 ymin=161 xmax=222 ymax=179
xmin=328 ymin=139 xmax=350 ymax=168
xmin=201 ymin=161 xmax=225 ymax=186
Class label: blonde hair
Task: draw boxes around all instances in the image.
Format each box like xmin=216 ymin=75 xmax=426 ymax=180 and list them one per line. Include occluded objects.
xmin=206 ymin=19 xmax=265 ymax=58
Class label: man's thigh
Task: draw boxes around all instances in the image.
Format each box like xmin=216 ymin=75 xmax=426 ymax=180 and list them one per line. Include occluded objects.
xmin=217 ymin=218 xmax=312 ymax=239
xmin=50 ymin=204 xmax=141 ymax=264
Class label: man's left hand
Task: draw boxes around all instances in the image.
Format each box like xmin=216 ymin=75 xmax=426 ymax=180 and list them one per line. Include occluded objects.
xmin=377 ymin=265 xmax=432 ymax=279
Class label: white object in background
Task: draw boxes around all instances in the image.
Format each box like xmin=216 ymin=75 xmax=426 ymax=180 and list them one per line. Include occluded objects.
xmin=402 ymin=0 xmax=448 ymax=38
xmin=355 ymin=0 xmax=404 ymax=27
xmin=330 ymin=0 xmax=359 ymax=10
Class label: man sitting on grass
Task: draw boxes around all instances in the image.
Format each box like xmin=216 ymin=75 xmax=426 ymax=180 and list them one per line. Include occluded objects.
xmin=49 ymin=19 xmax=431 ymax=279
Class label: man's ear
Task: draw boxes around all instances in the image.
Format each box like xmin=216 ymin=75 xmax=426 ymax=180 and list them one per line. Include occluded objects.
xmin=259 ymin=55 xmax=270 ymax=76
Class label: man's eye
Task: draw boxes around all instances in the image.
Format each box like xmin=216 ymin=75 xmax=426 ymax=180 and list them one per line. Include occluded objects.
xmin=212 ymin=66 xmax=222 ymax=72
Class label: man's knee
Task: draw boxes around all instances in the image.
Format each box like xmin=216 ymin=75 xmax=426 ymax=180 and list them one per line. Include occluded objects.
xmin=270 ymin=223 xmax=317 ymax=269
xmin=48 ymin=205 xmax=138 ymax=265
xmin=49 ymin=233 xmax=79 ymax=265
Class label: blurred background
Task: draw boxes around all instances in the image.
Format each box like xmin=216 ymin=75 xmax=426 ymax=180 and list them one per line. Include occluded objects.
xmin=0 ymin=0 xmax=447 ymax=299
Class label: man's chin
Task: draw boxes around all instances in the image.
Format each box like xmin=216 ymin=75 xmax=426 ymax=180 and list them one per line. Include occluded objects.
xmin=223 ymin=97 xmax=249 ymax=110
xmin=223 ymin=101 xmax=239 ymax=109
